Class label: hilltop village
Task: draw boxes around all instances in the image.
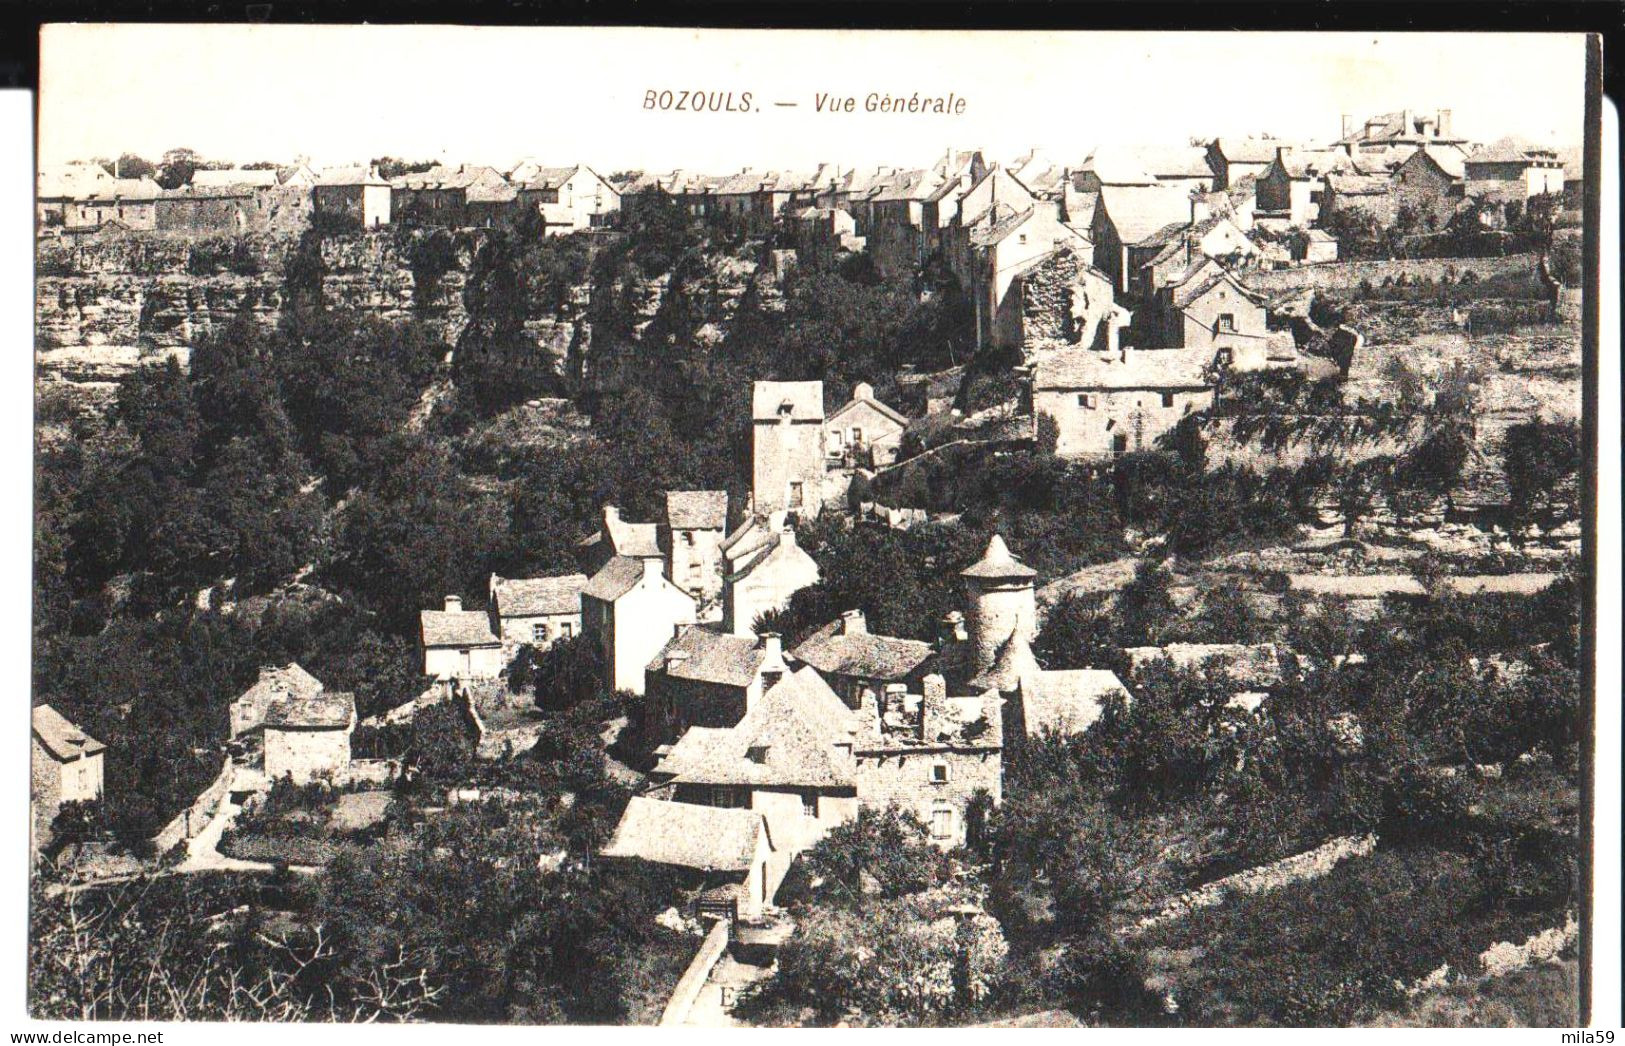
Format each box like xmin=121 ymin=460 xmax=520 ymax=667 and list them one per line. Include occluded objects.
xmin=32 ymin=109 xmax=1584 ymax=1026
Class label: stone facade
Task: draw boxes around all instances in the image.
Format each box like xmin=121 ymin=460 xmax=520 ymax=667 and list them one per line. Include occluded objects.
xmin=264 ymin=724 xmax=352 ymax=784
xmin=852 ymin=743 xmax=1002 ymax=848
xmin=723 ymin=525 xmax=821 ymax=637
xmin=582 ymin=558 xmax=698 ymax=695
xmin=751 ymin=381 xmax=826 ymax=517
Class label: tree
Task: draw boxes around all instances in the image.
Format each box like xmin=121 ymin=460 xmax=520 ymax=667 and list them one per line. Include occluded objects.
xmin=795 ymin=807 xmax=948 ymax=905
xmin=1032 ymin=591 xmax=1116 ymax=669
xmin=113 ymin=153 xmax=156 ymax=180
xmin=156 ymin=147 xmax=202 ymax=190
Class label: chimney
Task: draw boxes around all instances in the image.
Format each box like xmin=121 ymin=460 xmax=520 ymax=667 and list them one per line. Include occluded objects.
xmin=602 ymin=504 xmax=621 ymax=527
xmin=920 ymin=673 xmax=950 ymax=741
xmin=840 ymin=609 xmax=868 ymax=636
xmin=883 ymin=682 xmax=908 ymax=723
xmin=1341 ymin=113 xmax=1354 ymax=139
xmin=940 ymin=611 xmax=968 ymax=646
xmin=1402 ymin=108 xmax=1415 ymax=136
xmin=1438 ymin=109 xmax=1453 ymax=138
xmin=853 ymin=380 xmax=874 ymax=402
xmin=444 ymin=595 xmax=462 ymax=613
xmin=641 ymin=558 xmax=664 ymax=583
xmin=759 ymin=632 xmax=786 ymax=688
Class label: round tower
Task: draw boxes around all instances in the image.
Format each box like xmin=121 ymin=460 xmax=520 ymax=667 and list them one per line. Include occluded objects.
xmin=961 ymin=534 xmax=1037 ymax=676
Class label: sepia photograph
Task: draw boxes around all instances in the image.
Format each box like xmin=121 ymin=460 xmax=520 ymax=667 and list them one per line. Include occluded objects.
xmin=20 ymin=21 xmax=1611 ymax=1029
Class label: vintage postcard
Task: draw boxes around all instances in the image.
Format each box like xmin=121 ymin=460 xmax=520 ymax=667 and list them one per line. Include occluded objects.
xmin=25 ymin=23 xmax=1605 ymax=1029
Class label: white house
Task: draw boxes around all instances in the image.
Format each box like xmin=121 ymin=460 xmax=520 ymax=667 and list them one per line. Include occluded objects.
xmin=581 ymin=556 xmax=698 ymax=695
xmin=420 ymin=595 xmax=506 ymax=680
xmin=263 ymin=691 xmax=357 ymax=784
xmin=31 ymin=705 xmax=105 ymax=835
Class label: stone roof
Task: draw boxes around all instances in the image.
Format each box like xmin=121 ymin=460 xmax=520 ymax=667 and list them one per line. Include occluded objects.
xmin=32 ymin=704 xmax=106 ymax=761
xmin=1325 ymin=171 xmax=1392 ymax=197
xmin=1097 ymin=183 xmax=1195 ymax=244
xmin=1171 ymin=266 xmax=1266 ymax=311
xmin=872 ymin=169 xmax=933 ymax=203
xmin=968 ymin=204 xmax=1039 ymax=248
xmin=420 ymin=607 xmax=500 ymax=648
xmin=317 ymin=165 xmax=388 ymax=187
xmin=1465 ymin=136 xmax=1560 ymax=166
xmin=792 ymin=619 xmax=935 ymax=681
xmin=491 ymin=573 xmax=587 ymax=618
xmin=582 ymin=555 xmax=651 ymax=602
xmin=1407 ymin=145 xmax=1468 ymax=181
xmin=1022 ymin=669 xmax=1128 ymax=736
xmin=1066 ymin=189 xmax=1100 ymax=228
xmin=235 ymin=663 xmax=324 ymax=710
xmin=827 ymin=386 xmax=908 ymax=428
xmin=666 ymin=490 xmax=728 ymax=531
xmin=1277 ymin=149 xmax=1352 ymax=181
xmin=517 ymin=165 xmax=580 ymax=189
xmin=751 ymin=380 xmax=824 ymax=421
xmin=656 ymin=668 xmax=857 ymax=788
xmin=1033 ymin=347 xmax=1214 ymax=392
xmin=961 ymin=534 xmax=1037 ymax=581
xmin=73 ymin=177 xmax=163 ymax=202
xmin=1124 ymin=642 xmax=1285 ymax=689
xmin=968 ymin=631 xmax=1042 ymax=692
xmin=1212 ymin=138 xmax=1283 ymax=164
xmin=601 ymin=796 xmax=769 ymax=872
xmin=604 ymin=513 xmax=662 ymax=559
xmin=191 ymin=168 xmax=279 ymax=189
xmin=647 ymin=625 xmax=769 ymax=687
xmin=394 ymin=164 xmax=508 ymax=191
xmin=264 ymin=691 xmax=355 ymax=730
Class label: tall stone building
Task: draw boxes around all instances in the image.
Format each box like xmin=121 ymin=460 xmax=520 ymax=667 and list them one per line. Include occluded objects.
xmin=751 ymin=380 xmax=826 ymax=517
xmin=961 ymin=534 xmax=1038 ymax=676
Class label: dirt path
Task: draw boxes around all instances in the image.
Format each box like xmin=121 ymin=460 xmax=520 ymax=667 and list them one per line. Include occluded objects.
xmin=680 ymin=953 xmax=775 ymax=1027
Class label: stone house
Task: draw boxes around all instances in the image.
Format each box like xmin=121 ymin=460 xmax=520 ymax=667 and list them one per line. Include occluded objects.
xmin=1334 ymin=108 xmax=1467 ymax=163
xmin=962 ymin=201 xmax=1100 ymax=353
xmin=420 ymin=595 xmax=505 ymax=681
xmin=645 ymin=627 xmax=792 ymax=738
xmin=38 ymin=175 xmax=161 ymax=231
xmin=313 ymin=165 xmax=391 ymax=231
xmin=721 ymin=517 xmax=820 ymax=637
xmin=511 ymin=164 xmax=621 ymax=233
xmin=1031 ymin=346 xmax=1215 ymax=458
xmin=1132 ymin=214 xmax=1261 ymax=304
xmin=1074 ymin=145 xmax=1214 ymax=196
xmin=824 ymin=382 xmax=908 ymax=469
xmin=791 ymin=205 xmax=864 ymax=269
xmin=576 ymin=504 xmax=664 ymax=576
xmin=264 ymin=691 xmax=356 ymax=784
xmin=662 ymin=490 xmax=729 ymax=611
xmin=231 ymin=662 xmax=324 ymax=739
xmin=32 ymin=705 xmax=106 ymax=835
xmin=1319 ymin=171 xmax=1396 ymax=225
xmin=960 ymin=628 xmax=1129 ymax=744
xmin=1205 ymin=138 xmax=1282 ymax=191
xmin=1151 ymin=261 xmax=1271 ymax=351
xmin=1254 ymin=148 xmax=1351 ymax=227
xmin=582 ymin=556 xmax=697 ymax=695
xmin=942 ymin=164 xmax=1042 ymax=284
xmin=790 ymin=609 xmax=936 ymax=709
xmin=958 ymin=534 xmax=1038 ymax=679
xmin=1291 ymin=228 xmax=1340 ymax=264
xmin=488 ymin=573 xmax=587 ymax=650
xmin=601 ymin=795 xmax=780 ymax=919
xmin=751 ymin=380 xmax=826 ymax=517
xmin=1091 ymin=181 xmax=1197 ymax=299
xmin=866 ymin=169 xmax=934 ymax=278
xmin=1391 ymin=146 xmax=1468 ymax=225
xmin=1464 ymin=138 xmax=1566 ymax=204
xmin=988 ymin=244 xmax=1125 ymax=359
xmin=390 ymin=164 xmax=511 ymax=227
xmin=154 ymin=184 xmax=260 ymax=234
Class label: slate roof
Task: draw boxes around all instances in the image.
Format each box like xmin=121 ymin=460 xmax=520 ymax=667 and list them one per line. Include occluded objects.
xmin=655 ymin=668 xmax=857 ymax=788
xmin=264 ymin=691 xmax=356 ymax=731
xmin=1033 ymin=347 xmax=1214 ymax=391
xmin=648 ymin=625 xmax=767 ymax=687
xmin=1124 ymin=642 xmax=1285 ymax=688
xmin=961 ymin=534 xmax=1037 ymax=581
xmin=1066 ymin=189 xmax=1100 ymax=228
xmin=792 ymin=621 xmax=935 ymax=681
xmin=317 ymin=165 xmax=387 ymax=187
xmin=56 ymin=177 xmax=162 ymax=203
xmin=601 ymin=796 xmax=769 ymax=872
xmin=968 ymin=204 xmax=1038 ymax=248
xmin=582 ymin=555 xmax=650 ymax=602
xmin=192 ymin=168 xmax=279 ymax=189
xmin=1021 ymin=669 xmax=1128 ymax=736
xmin=516 ymin=165 xmax=580 ymax=189
xmin=827 ymin=388 xmax=908 ymax=428
xmin=1404 ymin=146 xmax=1468 ymax=181
xmin=1171 ymin=265 xmax=1265 ymax=310
xmin=666 ymin=490 xmax=728 ymax=531
xmin=604 ymin=514 xmax=662 ymax=559
xmin=420 ymin=607 xmax=501 ymax=648
xmin=1097 ymin=183 xmax=1194 ymax=243
xmin=872 ymin=169 xmax=933 ymax=203
xmin=1325 ymin=171 xmax=1392 ymax=197
xmin=1277 ymin=150 xmax=1352 ymax=180
xmin=751 ymin=380 xmax=824 ymax=421
xmin=235 ymin=663 xmax=324 ymax=709
xmin=1212 ymin=138 xmax=1283 ymax=165
xmin=968 ymin=631 xmax=1042 ymax=692
xmin=1465 ymin=136 xmax=1560 ymax=165
xmin=32 ymin=705 xmax=106 ymax=761
xmin=491 ymin=573 xmax=587 ymax=618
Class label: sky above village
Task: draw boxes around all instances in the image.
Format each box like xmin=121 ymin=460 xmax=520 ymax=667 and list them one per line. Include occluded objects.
xmin=38 ymin=26 xmax=1589 ymax=172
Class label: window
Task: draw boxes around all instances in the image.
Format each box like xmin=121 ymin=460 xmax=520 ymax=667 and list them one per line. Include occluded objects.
xmin=850 ymin=426 xmax=863 ymax=445
xmin=930 ymin=762 xmax=950 ymax=784
xmin=1217 ymin=313 xmax=1236 ymax=333
xmin=1077 ymin=393 xmax=1097 ymax=409
xmin=533 ymin=622 xmax=549 ymax=642
xmin=710 ymin=786 xmax=746 ymax=808
xmin=1161 ymin=392 xmax=1176 ymax=408
xmin=829 ymin=429 xmax=844 ymax=450
xmin=788 ymin=482 xmax=804 ymax=508
xmin=931 ymin=808 xmax=954 ymax=840
xmin=802 ymin=792 xmax=817 ymax=817
xmin=560 ymin=621 xmax=574 ymax=639
xmin=747 ymin=745 xmax=769 ymax=764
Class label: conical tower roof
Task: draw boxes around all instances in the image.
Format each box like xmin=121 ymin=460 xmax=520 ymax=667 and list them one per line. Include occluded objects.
xmin=961 ymin=533 xmax=1037 ymax=581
